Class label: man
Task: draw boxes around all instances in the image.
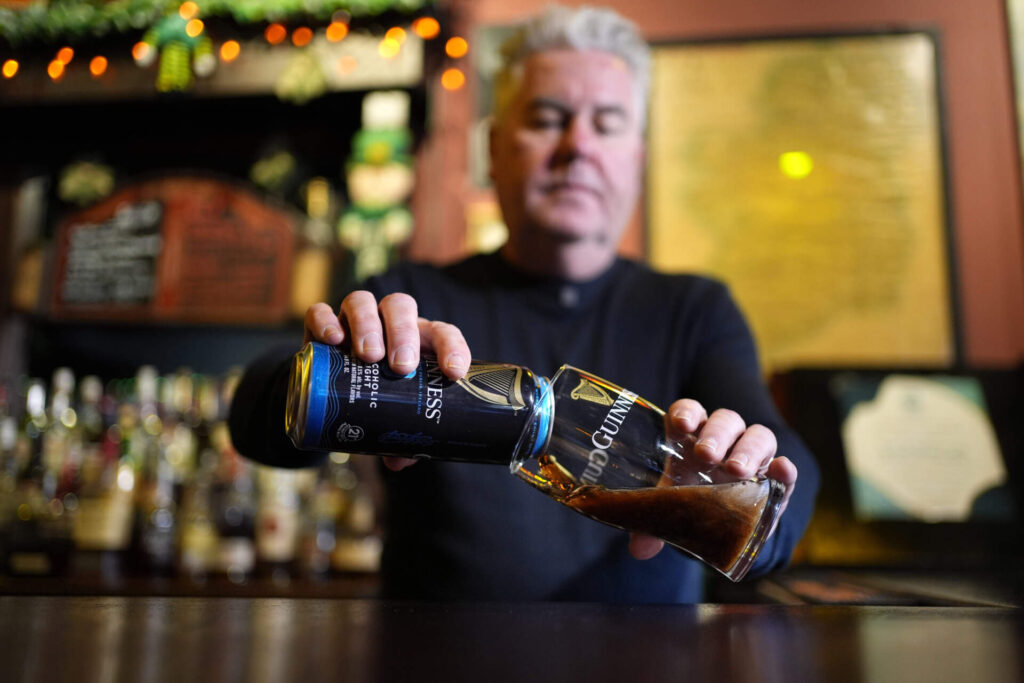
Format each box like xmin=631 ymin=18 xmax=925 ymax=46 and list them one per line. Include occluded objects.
xmin=230 ymin=5 xmax=818 ymax=602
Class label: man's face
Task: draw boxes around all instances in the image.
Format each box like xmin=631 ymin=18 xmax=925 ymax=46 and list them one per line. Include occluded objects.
xmin=489 ymin=49 xmax=645 ymax=257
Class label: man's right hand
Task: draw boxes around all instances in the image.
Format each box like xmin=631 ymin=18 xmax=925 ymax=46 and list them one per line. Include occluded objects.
xmin=302 ymin=291 xmax=473 ymax=470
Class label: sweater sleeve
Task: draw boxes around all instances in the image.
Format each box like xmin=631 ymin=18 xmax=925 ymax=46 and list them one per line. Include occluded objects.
xmin=685 ymin=282 xmax=820 ymax=577
xmin=227 ymin=343 xmax=329 ymax=470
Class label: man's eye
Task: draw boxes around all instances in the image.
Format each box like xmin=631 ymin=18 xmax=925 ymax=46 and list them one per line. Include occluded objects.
xmin=595 ymin=112 xmax=627 ymax=135
xmin=529 ymin=116 xmax=563 ymax=129
xmin=528 ymin=109 xmax=566 ymax=129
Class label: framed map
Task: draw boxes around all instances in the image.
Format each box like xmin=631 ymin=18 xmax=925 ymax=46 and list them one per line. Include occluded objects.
xmin=647 ymin=32 xmax=956 ymax=373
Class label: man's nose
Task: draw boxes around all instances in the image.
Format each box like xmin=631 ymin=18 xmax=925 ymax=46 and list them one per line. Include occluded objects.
xmin=555 ymin=115 xmax=597 ymax=160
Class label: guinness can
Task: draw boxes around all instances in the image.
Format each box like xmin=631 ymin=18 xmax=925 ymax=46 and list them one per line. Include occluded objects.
xmin=285 ymin=342 xmax=552 ymax=464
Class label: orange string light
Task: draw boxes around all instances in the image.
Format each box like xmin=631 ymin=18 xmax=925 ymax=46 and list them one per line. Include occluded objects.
xmin=2 ymin=59 xmax=18 ymax=78
xmin=185 ymin=18 xmax=204 ymax=37
xmin=441 ymin=67 xmax=465 ymax=91
xmin=56 ymin=46 xmax=74 ymax=64
xmin=179 ymin=1 xmax=199 ymax=20
xmin=220 ymin=40 xmax=241 ymax=62
xmin=292 ymin=26 xmax=313 ymax=47
xmin=445 ymin=36 xmax=468 ymax=59
xmin=47 ymin=59 xmax=65 ymax=81
xmin=265 ymin=23 xmax=287 ymax=45
xmin=326 ymin=21 xmax=349 ymax=42
xmin=89 ymin=56 xmax=108 ymax=77
xmin=385 ymin=27 xmax=407 ymax=45
xmin=412 ymin=17 xmax=440 ymax=40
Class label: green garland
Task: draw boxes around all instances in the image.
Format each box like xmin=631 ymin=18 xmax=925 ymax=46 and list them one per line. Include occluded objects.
xmin=0 ymin=0 xmax=433 ymax=47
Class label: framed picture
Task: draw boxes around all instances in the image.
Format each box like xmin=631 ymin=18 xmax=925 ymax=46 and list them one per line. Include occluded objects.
xmin=647 ymin=32 xmax=957 ymax=373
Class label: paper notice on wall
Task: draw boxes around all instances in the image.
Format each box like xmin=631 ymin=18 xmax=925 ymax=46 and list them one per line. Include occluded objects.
xmin=838 ymin=374 xmax=1010 ymax=522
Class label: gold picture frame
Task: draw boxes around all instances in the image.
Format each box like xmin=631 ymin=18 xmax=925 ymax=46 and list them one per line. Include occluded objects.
xmin=647 ymin=32 xmax=956 ymax=374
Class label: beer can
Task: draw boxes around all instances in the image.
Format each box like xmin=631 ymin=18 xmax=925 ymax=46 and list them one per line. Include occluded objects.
xmin=285 ymin=342 xmax=552 ymax=464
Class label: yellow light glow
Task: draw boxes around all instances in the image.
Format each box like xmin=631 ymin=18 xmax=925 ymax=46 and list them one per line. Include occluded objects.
xmin=132 ymin=41 xmax=151 ymax=62
xmin=47 ymin=59 xmax=65 ymax=81
xmin=445 ymin=36 xmax=468 ymax=59
xmin=385 ymin=27 xmax=407 ymax=45
xmin=338 ymin=55 xmax=358 ymax=74
xmin=378 ymin=38 xmax=401 ymax=59
xmin=89 ymin=55 xmax=108 ymax=77
xmin=412 ymin=17 xmax=440 ymax=40
xmin=292 ymin=26 xmax=313 ymax=47
xmin=185 ymin=18 xmax=204 ymax=37
xmin=56 ymin=46 xmax=74 ymax=64
xmin=265 ymin=23 xmax=287 ymax=45
xmin=220 ymin=40 xmax=240 ymax=62
xmin=326 ymin=21 xmax=349 ymax=42
xmin=117 ymin=465 xmax=135 ymax=492
xmin=2 ymin=59 xmax=18 ymax=78
xmin=441 ymin=67 xmax=465 ymax=91
xmin=179 ymin=1 xmax=199 ymax=20
xmin=779 ymin=151 xmax=814 ymax=179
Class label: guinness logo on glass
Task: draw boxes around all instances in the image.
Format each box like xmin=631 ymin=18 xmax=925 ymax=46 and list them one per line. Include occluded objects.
xmin=458 ymin=364 xmax=527 ymax=408
xmin=570 ymin=379 xmax=614 ymax=406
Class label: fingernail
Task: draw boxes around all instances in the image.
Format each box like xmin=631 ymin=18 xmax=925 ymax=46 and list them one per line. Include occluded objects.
xmin=671 ymin=410 xmax=693 ymax=428
xmin=362 ymin=333 xmax=384 ymax=355
xmin=730 ymin=453 xmax=748 ymax=468
xmin=696 ymin=438 xmax=717 ymax=455
xmin=323 ymin=327 xmax=343 ymax=344
xmin=446 ymin=354 xmax=467 ymax=371
xmin=393 ymin=345 xmax=416 ymax=368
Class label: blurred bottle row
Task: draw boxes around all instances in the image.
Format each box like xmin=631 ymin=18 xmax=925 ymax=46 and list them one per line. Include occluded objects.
xmin=0 ymin=365 xmax=382 ymax=583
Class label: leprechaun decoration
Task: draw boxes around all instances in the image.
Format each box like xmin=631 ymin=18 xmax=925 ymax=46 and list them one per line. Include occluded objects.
xmin=133 ymin=10 xmax=215 ymax=92
xmin=337 ymin=91 xmax=415 ymax=283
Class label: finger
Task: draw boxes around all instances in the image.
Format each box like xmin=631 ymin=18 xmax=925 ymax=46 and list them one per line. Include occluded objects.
xmin=339 ymin=290 xmax=386 ymax=361
xmin=418 ymin=319 xmax=471 ymax=380
xmin=767 ymin=455 xmax=797 ymax=512
xmin=694 ymin=408 xmax=746 ymax=465
xmin=378 ymin=293 xmax=421 ymax=375
xmin=628 ymin=533 xmax=665 ymax=560
xmin=382 ymin=456 xmax=418 ymax=472
xmin=303 ymin=302 xmax=345 ymax=345
xmin=723 ymin=423 xmax=777 ymax=479
xmin=666 ymin=398 xmax=708 ymax=436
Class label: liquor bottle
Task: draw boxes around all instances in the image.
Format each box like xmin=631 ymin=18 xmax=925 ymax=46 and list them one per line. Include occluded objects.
xmin=69 ymin=376 xmax=132 ymax=580
xmin=0 ymin=387 xmax=18 ymax=569
xmin=159 ymin=369 xmax=196 ymax=501
xmin=254 ymin=464 xmax=302 ymax=581
xmin=298 ymin=456 xmax=344 ymax=577
xmin=3 ymin=378 xmax=72 ymax=576
xmin=330 ymin=454 xmax=382 ymax=574
xmin=210 ymin=422 xmax=256 ymax=583
xmin=177 ymin=453 xmax=218 ymax=581
xmin=128 ymin=366 xmax=177 ymax=576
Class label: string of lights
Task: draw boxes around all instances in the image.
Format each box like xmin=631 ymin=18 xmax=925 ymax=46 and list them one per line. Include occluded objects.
xmin=1 ymin=0 xmax=469 ymax=95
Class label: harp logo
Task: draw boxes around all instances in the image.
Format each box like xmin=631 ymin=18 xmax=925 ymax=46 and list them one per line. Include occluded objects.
xmin=457 ymin=364 xmax=526 ymax=408
xmin=570 ymin=378 xmax=614 ymax=406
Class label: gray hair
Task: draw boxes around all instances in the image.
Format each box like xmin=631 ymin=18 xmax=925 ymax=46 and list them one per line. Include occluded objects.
xmin=492 ymin=5 xmax=651 ymax=123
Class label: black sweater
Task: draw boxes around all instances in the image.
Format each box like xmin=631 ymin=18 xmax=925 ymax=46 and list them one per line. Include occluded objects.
xmin=229 ymin=252 xmax=819 ymax=602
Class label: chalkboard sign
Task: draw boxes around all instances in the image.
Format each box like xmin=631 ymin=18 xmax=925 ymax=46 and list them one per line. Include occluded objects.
xmin=53 ymin=175 xmax=298 ymax=324
xmin=60 ymin=200 xmax=163 ymax=307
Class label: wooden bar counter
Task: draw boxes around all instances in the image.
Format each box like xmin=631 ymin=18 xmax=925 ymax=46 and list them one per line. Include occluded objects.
xmin=2 ymin=595 xmax=1021 ymax=682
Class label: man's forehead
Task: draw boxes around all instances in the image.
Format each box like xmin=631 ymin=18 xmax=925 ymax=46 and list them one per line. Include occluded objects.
xmin=518 ymin=49 xmax=635 ymax=103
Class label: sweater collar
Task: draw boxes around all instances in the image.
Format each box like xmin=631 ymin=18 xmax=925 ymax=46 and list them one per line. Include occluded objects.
xmin=486 ymin=251 xmax=627 ymax=314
